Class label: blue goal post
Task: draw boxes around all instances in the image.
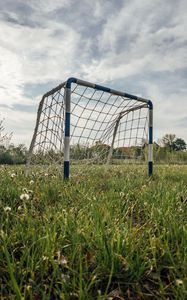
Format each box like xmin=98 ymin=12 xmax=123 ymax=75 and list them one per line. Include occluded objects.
xmin=27 ymin=77 xmax=153 ymax=179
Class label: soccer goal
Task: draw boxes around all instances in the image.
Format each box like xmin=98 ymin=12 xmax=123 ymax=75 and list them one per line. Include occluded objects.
xmin=27 ymin=77 xmax=153 ymax=178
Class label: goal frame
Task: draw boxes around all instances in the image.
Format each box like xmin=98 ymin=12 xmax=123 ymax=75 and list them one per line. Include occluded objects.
xmin=28 ymin=77 xmax=153 ymax=179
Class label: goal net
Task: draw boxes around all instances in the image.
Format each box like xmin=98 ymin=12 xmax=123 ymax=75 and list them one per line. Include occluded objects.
xmin=26 ymin=78 xmax=153 ymax=178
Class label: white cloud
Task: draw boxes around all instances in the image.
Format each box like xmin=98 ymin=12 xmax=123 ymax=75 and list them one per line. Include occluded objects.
xmin=28 ymin=0 xmax=72 ymax=13
xmin=0 ymin=18 xmax=84 ymax=107
xmin=0 ymin=106 xmax=36 ymax=145
xmin=83 ymin=0 xmax=187 ymax=81
xmin=0 ymin=0 xmax=186 ymax=145
xmin=0 ymin=46 xmax=25 ymax=106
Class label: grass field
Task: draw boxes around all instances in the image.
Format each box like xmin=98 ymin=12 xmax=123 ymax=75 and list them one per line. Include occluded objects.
xmin=0 ymin=165 xmax=187 ymax=299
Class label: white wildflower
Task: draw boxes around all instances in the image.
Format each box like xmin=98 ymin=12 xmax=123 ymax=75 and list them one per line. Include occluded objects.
xmin=20 ymin=193 xmax=30 ymax=200
xmin=61 ymin=274 xmax=70 ymax=283
xmin=4 ymin=206 xmax=11 ymax=212
xmin=42 ymin=256 xmax=49 ymax=261
xmin=175 ymin=279 xmax=184 ymax=286
xmin=60 ymin=255 xmax=68 ymax=266
xmin=70 ymin=293 xmax=78 ymax=297
xmin=18 ymin=206 xmax=22 ymax=211
xmin=11 ymin=173 xmax=16 ymax=178
xmin=29 ymin=180 xmax=34 ymax=185
xmin=54 ymin=251 xmax=68 ymax=266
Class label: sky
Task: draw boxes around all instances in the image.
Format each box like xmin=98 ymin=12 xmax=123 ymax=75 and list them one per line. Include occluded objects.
xmin=0 ymin=0 xmax=187 ymax=147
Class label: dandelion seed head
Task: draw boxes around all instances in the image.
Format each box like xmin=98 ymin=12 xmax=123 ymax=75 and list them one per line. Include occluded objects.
xmin=60 ymin=256 xmax=68 ymax=266
xmin=61 ymin=274 xmax=70 ymax=283
xmin=175 ymin=279 xmax=184 ymax=286
xmin=4 ymin=206 xmax=11 ymax=212
xmin=54 ymin=251 xmax=68 ymax=266
xmin=20 ymin=193 xmax=30 ymax=200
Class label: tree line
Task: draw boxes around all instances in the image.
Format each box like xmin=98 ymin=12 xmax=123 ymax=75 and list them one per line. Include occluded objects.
xmin=69 ymin=135 xmax=187 ymax=164
xmin=0 ymin=119 xmax=27 ymax=164
xmin=0 ymin=120 xmax=186 ymax=165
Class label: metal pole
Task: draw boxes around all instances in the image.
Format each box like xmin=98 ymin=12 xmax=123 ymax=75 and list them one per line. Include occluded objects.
xmin=148 ymin=101 xmax=153 ymax=176
xmin=63 ymin=86 xmax=71 ymax=179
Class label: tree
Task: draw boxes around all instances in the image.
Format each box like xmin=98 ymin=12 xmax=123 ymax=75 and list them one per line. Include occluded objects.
xmin=0 ymin=143 xmax=27 ymax=164
xmin=0 ymin=119 xmax=12 ymax=147
xmin=172 ymin=138 xmax=186 ymax=151
xmin=0 ymin=119 xmax=28 ymax=165
xmin=162 ymin=134 xmax=176 ymax=152
xmin=0 ymin=151 xmax=14 ymax=164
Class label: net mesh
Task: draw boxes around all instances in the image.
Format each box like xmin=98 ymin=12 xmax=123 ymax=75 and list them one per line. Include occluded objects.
xmin=27 ymin=81 xmax=149 ymax=172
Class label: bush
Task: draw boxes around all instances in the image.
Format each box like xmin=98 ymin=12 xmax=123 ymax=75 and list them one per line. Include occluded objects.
xmin=0 ymin=152 xmax=14 ymax=164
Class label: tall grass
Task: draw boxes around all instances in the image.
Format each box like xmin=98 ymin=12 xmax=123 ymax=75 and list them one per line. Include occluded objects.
xmin=0 ymin=165 xmax=187 ymax=299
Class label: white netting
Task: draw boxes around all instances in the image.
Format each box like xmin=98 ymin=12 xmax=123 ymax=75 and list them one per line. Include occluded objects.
xmin=27 ymin=80 xmax=149 ymax=172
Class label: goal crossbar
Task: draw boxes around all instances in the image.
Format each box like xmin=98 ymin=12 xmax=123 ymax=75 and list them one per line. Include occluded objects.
xmin=27 ymin=77 xmax=153 ymax=179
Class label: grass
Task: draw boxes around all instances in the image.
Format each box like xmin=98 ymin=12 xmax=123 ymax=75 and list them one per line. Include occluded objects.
xmin=0 ymin=164 xmax=187 ymax=299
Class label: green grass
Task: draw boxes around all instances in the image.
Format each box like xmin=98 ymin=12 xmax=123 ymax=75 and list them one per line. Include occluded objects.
xmin=0 ymin=164 xmax=187 ymax=299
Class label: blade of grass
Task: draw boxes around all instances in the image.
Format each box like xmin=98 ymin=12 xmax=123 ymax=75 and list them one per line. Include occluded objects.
xmin=3 ymin=242 xmax=23 ymax=300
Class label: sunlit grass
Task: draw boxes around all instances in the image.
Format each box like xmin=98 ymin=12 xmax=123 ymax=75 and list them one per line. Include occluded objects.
xmin=0 ymin=165 xmax=187 ymax=299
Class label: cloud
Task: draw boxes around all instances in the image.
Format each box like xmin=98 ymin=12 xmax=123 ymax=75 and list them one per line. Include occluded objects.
xmin=0 ymin=19 xmax=82 ymax=107
xmin=83 ymin=0 xmax=187 ymax=81
xmin=177 ymin=117 xmax=187 ymax=128
xmin=0 ymin=0 xmax=186 ymax=145
xmin=0 ymin=105 xmax=36 ymax=145
xmin=0 ymin=1 xmax=35 ymax=27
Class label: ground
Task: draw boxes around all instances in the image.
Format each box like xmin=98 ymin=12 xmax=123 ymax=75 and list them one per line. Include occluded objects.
xmin=0 ymin=164 xmax=187 ymax=299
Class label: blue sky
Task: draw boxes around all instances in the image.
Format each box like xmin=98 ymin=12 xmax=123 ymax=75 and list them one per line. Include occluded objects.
xmin=0 ymin=0 xmax=186 ymax=146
